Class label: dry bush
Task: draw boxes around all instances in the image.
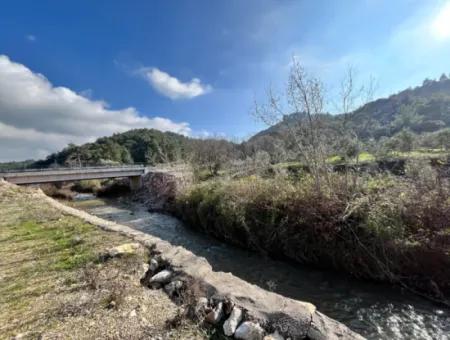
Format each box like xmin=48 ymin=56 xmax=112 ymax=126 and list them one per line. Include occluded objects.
xmin=175 ymin=172 xmax=450 ymax=301
xmin=40 ymin=183 xmax=75 ymax=200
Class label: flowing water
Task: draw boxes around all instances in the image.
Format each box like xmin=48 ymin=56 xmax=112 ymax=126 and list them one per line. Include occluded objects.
xmin=71 ymin=194 xmax=450 ymax=340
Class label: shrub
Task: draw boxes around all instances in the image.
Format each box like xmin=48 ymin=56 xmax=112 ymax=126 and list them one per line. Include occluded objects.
xmin=175 ymin=173 xmax=450 ymax=299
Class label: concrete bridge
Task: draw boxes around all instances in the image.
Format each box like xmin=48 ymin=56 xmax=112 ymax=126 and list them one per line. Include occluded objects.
xmin=0 ymin=165 xmax=146 ymax=190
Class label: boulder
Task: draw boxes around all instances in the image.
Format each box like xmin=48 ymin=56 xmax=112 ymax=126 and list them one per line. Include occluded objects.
xmin=234 ymin=321 xmax=265 ymax=340
xmin=164 ymin=280 xmax=183 ymax=297
xmin=139 ymin=263 xmax=150 ymax=280
xmin=263 ymin=331 xmax=284 ymax=340
xmin=149 ymin=269 xmax=173 ymax=284
xmin=307 ymin=311 xmax=366 ymax=340
xmin=205 ymin=302 xmax=224 ymax=325
xmin=195 ymin=297 xmax=210 ymax=315
xmin=223 ymin=306 xmax=243 ymax=336
xmin=149 ymin=258 xmax=159 ymax=271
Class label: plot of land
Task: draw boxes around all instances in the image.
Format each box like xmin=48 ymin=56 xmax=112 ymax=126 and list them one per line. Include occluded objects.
xmin=0 ymin=182 xmax=206 ymax=339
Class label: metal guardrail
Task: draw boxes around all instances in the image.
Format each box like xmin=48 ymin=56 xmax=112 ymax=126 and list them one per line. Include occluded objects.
xmin=0 ymin=164 xmax=146 ymax=174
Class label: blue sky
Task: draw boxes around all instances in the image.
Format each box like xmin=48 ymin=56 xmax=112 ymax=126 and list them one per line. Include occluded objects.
xmin=1 ymin=0 xmax=450 ymax=161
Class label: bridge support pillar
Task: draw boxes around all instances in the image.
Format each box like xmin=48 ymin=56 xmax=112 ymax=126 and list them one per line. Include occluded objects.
xmin=129 ymin=176 xmax=141 ymax=191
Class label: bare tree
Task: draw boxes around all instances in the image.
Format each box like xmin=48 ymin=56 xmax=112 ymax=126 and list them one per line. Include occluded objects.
xmin=254 ymin=58 xmax=330 ymax=192
xmin=254 ymin=60 xmax=377 ymax=193
xmin=337 ymin=66 xmax=377 ymax=160
xmin=190 ymin=137 xmax=235 ymax=176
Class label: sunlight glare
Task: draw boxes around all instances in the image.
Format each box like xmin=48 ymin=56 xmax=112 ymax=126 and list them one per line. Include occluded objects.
xmin=431 ymin=2 xmax=450 ymax=39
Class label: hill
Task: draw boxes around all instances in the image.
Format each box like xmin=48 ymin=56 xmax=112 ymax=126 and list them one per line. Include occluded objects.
xmin=245 ymin=74 xmax=450 ymax=159
xmin=2 ymin=74 xmax=450 ymax=170
xmin=30 ymin=129 xmax=192 ymax=168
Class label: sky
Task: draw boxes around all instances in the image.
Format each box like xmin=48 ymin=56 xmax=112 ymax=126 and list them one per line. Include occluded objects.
xmin=1 ymin=0 xmax=450 ymax=162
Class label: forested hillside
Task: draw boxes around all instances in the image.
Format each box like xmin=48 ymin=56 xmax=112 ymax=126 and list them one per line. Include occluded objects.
xmin=2 ymin=74 xmax=450 ymax=170
xmin=349 ymin=74 xmax=450 ymax=138
xmin=244 ymin=74 xmax=450 ymax=160
xmin=32 ymin=129 xmax=194 ymax=168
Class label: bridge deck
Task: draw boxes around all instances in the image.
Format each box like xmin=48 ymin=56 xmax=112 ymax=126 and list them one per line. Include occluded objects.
xmin=0 ymin=166 xmax=146 ymax=185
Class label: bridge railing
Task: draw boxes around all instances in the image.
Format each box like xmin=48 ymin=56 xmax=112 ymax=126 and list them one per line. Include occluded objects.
xmin=0 ymin=164 xmax=146 ymax=174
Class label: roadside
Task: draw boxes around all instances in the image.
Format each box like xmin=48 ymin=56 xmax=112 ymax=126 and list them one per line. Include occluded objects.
xmin=0 ymin=181 xmax=207 ymax=339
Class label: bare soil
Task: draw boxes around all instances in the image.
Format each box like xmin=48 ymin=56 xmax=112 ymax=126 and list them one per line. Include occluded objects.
xmin=0 ymin=181 xmax=207 ymax=340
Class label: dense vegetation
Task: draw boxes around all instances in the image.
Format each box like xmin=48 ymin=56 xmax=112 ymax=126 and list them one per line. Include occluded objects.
xmin=171 ymin=68 xmax=450 ymax=303
xmin=31 ymin=129 xmax=193 ymax=168
xmin=175 ymin=161 xmax=450 ymax=301
xmin=244 ymin=74 xmax=450 ymax=163
xmin=2 ymin=67 xmax=449 ymax=305
xmin=1 ymin=73 xmax=449 ymax=172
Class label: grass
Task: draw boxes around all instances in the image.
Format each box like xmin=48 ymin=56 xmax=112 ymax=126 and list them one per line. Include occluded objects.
xmin=0 ymin=182 xmax=208 ymax=339
xmin=175 ymin=170 xmax=450 ymax=302
xmin=327 ymin=149 xmax=449 ymax=165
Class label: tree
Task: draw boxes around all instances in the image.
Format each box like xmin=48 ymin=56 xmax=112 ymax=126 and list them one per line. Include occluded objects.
xmin=436 ymin=129 xmax=450 ymax=150
xmin=190 ymin=138 xmax=235 ymax=176
xmin=385 ymin=129 xmax=416 ymax=152
xmin=254 ymin=58 xmax=329 ymax=192
xmin=253 ymin=60 xmax=377 ymax=193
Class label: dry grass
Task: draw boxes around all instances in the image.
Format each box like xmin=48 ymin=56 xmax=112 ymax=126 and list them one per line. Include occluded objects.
xmin=0 ymin=182 xmax=207 ymax=340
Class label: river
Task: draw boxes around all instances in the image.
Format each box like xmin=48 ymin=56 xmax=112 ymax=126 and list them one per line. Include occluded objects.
xmin=70 ymin=194 xmax=449 ymax=340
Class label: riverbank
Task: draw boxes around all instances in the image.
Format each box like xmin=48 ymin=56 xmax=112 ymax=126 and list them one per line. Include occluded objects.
xmin=0 ymin=181 xmax=207 ymax=339
xmin=1 ymin=182 xmax=370 ymax=340
xmin=71 ymin=192 xmax=450 ymax=339
xmin=173 ymin=171 xmax=450 ymax=304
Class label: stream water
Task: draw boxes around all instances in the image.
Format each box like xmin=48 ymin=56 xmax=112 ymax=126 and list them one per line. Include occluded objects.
xmin=71 ymin=194 xmax=449 ymax=340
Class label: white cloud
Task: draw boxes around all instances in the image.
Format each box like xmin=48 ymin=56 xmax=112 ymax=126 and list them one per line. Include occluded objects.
xmin=0 ymin=55 xmax=191 ymax=162
xmin=26 ymin=34 xmax=36 ymax=42
xmin=140 ymin=67 xmax=212 ymax=100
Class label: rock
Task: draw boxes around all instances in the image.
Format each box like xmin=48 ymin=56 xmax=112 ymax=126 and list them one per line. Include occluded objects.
xmin=129 ymin=309 xmax=137 ymax=318
xmin=234 ymin=321 xmax=265 ymax=340
xmin=164 ymin=280 xmax=183 ymax=297
xmin=223 ymin=306 xmax=243 ymax=336
xmin=223 ymin=299 xmax=235 ymax=314
xmin=195 ymin=297 xmax=209 ymax=315
xmin=307 ymin=311 xmax=366 ymax=340
xmin=70 ymin=235 xmax=83 ymax=246
xmin=264 ymin=331 xmax=284 ymax=340
xmin=149 ymin=269 xmax=173 ymax=284
xmin=106 ymin=243 xmax=140 ymax=258
xmin=140 ymin=263 xmax=150 ymax=280
xmin=205 ymin=302 xmax=224 ymax=324
xmin=149 ymin=258 xmax=159 ymax=271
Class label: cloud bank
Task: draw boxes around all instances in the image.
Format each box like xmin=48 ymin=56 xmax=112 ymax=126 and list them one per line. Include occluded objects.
xmin=0 ymin=55 xmax=191 ymax=162
xmin=140 ymin=67 xmax=212 ymax=100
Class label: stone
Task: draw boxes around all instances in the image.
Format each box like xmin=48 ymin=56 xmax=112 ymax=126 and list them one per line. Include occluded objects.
xmin=223 ymin=306 xmax=243 ymax=336
xmin=205 ymin=302 xmax=224 ymax=324
xmin=106 ymin=243 xmax=140 ymax=258
xmin=129 ymin=309 xmax=137 ymax=318
xmin=234 ymin=321 xmax=265 ymax=340
xmin=140 ymin=263 xmax=150 ymax=280
xmin=164 ymin=280 xmax=183 ymax=297
xmin=264 ymin=331 xmax=284 ymax=340
xmin=40 ymin=185 xmax=365 ymax=340
xmin=149 ymin=269 xmax=173 ymax=284
xmin=307 ymin=311 xmax=366 ymax=340
xmin=149 ymin=258 xmax=159 ymax=271
xmin=195 ymin=297 xmax=209 ymax=315
xmin=70 ymin=235 xmax=83 ymax=246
